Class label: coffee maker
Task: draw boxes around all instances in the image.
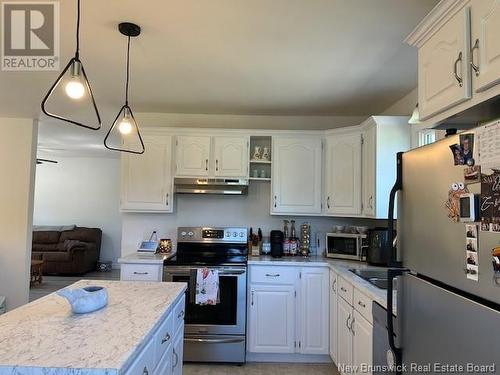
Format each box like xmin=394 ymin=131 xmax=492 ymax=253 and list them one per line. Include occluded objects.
xmin=270 ymin=230 xmax=284 ymax=258
xmin=366 ymin=227 xmax=396 ymax=266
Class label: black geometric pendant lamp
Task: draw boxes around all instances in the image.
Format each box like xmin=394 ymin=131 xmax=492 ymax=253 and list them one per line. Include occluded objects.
xmin=41 ymin=0 xmax=101 ymax=130
xmin=103 ymin=22 xmax=145 ymax=154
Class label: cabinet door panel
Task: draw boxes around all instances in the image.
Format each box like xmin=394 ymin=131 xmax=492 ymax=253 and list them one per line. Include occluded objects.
xmin=325 ymin=133 xmax=362 ymax=215
xmin=418 ymin=7 xmax=471 ymax=120
xmin=171 ymin=330 xmax=183 ymax=375
xmin=471 ymin=0 xmax=500 ymax=92
xmin=213 ymin=136 xmax=249 ymax=177
xmin=272 ymin=137 xmax=322 ymax=214
xmin=248 ymin=285 xmax=296 ymax=353
xmin=362 ymin=126 xmax=376 ymax=217
xmin=352 ymin=310 xmax=373 ymax=375
xmin=175 ymin=136 xmax=211 ymax=176
xmin=300 ymin=268 xmax=329 ymax=355
xmin=329 ymin=270 xmax=338 ymax=362
xmin=121 ymin=135 xmax=172 ymax=212
xmin=337 ymin=297 xmax=353 ymax=370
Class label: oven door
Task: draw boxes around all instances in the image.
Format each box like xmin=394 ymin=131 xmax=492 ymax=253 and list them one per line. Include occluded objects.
xmin=164 ymin=266 xmax=247 ymax=335
xmin=326 ymin=235 xmax=361 ymax=260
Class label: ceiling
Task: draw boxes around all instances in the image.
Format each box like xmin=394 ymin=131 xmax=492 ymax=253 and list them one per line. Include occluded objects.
xmin=1 ymin=0 xmax=438 ymax=120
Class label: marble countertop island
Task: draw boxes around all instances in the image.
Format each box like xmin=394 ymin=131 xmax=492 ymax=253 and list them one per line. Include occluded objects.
xmin=0 ymin=280 xmax=186 ymax=375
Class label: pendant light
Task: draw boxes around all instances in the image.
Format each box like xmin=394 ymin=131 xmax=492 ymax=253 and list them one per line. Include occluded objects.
xmin=104 ymin=22 xmax=145 ymax=154
xmin=41 ymin=0 xmax=101 ymax=130
xmin=408 ymin=103 xmax=420 ymax=124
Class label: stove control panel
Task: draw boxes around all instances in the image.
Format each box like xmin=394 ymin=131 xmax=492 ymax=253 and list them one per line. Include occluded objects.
xmin=177 ymin=227 xmax=248 ymax=243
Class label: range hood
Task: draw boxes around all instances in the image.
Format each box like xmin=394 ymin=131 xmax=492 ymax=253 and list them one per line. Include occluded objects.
xmin=174 ymin=178 xmax=249 ymax=195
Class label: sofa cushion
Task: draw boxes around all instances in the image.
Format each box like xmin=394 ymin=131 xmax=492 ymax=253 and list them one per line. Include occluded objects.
xmin=60 ymin=227 xmax=101 ymax=244
xmin=32 ymin=243 xmax=59 ymax=252
xmin=32 ymin=231 xmax=61 ymax=244
xmin=42 ymin=251 xmax=72 ymax=263
xmin=33 ymin=225 xmax=76 ymax=232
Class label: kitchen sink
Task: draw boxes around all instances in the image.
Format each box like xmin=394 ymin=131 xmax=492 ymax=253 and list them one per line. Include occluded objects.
xmin=349 ymin=269 xmax=392 ymax=290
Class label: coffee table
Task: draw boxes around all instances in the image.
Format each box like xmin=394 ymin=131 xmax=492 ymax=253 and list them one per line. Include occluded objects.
xmin=30 ymin=260 xmax=44 ymax=286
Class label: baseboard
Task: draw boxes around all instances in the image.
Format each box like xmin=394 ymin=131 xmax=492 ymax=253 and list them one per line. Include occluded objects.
xmin=246 ymin=352 xmax=332 ymax=363
xmin=112 ymin=262 xmax=121 ymax=270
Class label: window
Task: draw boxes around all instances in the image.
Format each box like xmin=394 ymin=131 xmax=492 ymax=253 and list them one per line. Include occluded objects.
xmin=418 ymin=129 xmax=437 ymax=146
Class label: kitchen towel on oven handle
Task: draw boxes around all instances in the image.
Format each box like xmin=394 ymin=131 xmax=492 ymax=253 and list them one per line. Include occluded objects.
xmin=195 ymin=267 xmax=220 ymax=305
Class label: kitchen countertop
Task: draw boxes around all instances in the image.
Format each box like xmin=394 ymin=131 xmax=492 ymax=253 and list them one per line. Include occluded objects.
xmin=0 ymin=280 xmax=186 ymax=375
xmin=118 ymin=252 xmax=175 ymax=264
xmin=249 ymin=256 xmax=396 ymax=314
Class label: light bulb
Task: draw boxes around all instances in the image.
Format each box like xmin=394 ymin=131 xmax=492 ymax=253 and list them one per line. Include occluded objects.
xmin=65 ymin=79 xmax=85 ymax=99
xmin=118 ymin=118 xmax=132 ymax=135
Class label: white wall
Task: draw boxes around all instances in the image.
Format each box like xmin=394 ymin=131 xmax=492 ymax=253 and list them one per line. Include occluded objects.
xmin=33 ymin=156 xmax=122 ymax=265
xmin=0 ymin=118 xmax=37 ymax=310
xmin=122 ymin=182 xmax=382 ymax=257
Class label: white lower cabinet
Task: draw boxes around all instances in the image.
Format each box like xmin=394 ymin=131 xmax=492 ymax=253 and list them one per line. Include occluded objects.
xmin=334 ymin=280 xmax=373 ymax=375
xmin=329 ymin=270 xmax=338 ymax=362
xmin=248 ymin=265 xmax=329 ymax=355
xmin=171 ymin=327 xmax=184 ymax=375
xmin=248 ymin=285 xmax=296 ymax=353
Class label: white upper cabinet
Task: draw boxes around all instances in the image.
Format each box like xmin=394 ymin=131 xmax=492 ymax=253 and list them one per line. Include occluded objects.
xmin=299 ymin=268 xmax=330 ymax=355
xmin=213 ymin=136 xmax=249 ymax=177
xmin=417 ymin=7 xmax=471 ymax=120
xmin=121 ymin=134 xmax=173 ymax=212
xmin=325 ymin=131 xmax=362 ymax=216
xmin=271 ymin=136 xmax=322 ymax=215
xmin=361 ymin=117 xmax=410 ymax=219
xmin=175 ymin=135 xmax=211 ymax=177
xmin=470 ymin=0 xmax=500 ymax=93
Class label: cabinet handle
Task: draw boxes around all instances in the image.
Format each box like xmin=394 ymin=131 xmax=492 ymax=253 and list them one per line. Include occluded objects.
xmin=205 ymin=159 xmax=209 ymax=171
xmin=177 ymin=310 xmax=185 ymax=319
xmin=251 ymin=290 xmax=254 ymax=306
xmin=453 ymin=51 xmax=463 ymax=87
xmin=216 ymin=159 xmax=219 ymax=171
xmin=166 ymin=193 xmax=169 ymax=206
xmin=346 ymin=313 xmax=351 ymax=329
xmin=471 ymin=38 xmax=480 ymax=76
xmin=172 ymin=348 xmax=179 ymax=369
xmin=350 ymin=317 xmax=355 ymax=335
xmin=358 ymin=300 xmax=366 ymax=308
xmin=133 ymin=272 xmax=149 ymax=275
xmin=274 ymin=195 xmax=277 ymax=208
xmin=340 ymin=286 xmax=347 ymax=292
xmin=142 ymin=366 xmax=149 ymax=375
xmin=161 ymin=332 xmax=171 ymax=344
xmin=332 ymin=279 xmax=336 ymax=292
xmin=369 ymin=195 xmax=373 ymax=209
xmin=265 ymin=273 xmax=280 ymax=277
xmin=327 ymin=196 xmax=331 ymax=209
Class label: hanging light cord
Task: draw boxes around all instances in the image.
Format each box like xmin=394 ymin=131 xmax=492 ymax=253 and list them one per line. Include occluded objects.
xmin=125 ymin=35 xmax=131 ymax=105
xmin=75 ymin=0 xmax=80 ymax=59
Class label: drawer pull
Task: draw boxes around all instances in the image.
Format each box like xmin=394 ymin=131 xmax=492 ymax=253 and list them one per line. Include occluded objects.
xmin=161 ymin=333 xmax=171 ymax=344
xmin=177 ymin=310 xmax=185 ymax=319
xmin=358 ymin=300 xmax=366 ymax=308
xmin=340 ymin=286 xmax=347 ymax=292
xmin=332 ymin=279 xmax=336 ymax=292
xmin=142 ymin=366 xmax=149 ymax=375
xmin=265 ymin=273 xmax=280 ymax=277
xmin=453 ymin=51 xmax=463 ymax=87
xmin=172 ymin=348 xmax=179 ymax=369
xmin=133 ymin=272 xmax=149 ymax=275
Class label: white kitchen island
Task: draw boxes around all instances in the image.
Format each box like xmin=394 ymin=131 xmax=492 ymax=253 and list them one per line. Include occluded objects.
xmin=0 ymin=280 xmax=186 ymax=375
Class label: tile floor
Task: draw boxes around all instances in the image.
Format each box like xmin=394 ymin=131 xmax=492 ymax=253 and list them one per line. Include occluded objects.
xmin=183 ymin=363 xmax=339 ymax=375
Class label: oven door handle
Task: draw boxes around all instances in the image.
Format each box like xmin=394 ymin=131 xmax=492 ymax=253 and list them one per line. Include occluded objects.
xmin=184 ymin=337 xmax=246 ymax=344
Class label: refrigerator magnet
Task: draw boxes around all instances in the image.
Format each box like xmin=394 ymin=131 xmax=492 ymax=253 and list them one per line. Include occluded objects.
xmin=465 ymin=224 xmax=479 ymax=282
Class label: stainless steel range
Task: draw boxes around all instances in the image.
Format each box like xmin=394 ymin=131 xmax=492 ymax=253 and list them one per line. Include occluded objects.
xmin=163 ymin=227 xmax=248 ymax=363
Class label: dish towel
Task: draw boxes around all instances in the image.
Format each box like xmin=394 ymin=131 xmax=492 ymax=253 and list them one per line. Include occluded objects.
xmin=196 ymin=268 xmax=220 ymax=305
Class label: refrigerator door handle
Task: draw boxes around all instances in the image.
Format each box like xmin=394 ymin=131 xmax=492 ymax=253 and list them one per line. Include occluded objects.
xmin=387 ymin=152 xmax=403 ymax=267
xmin=387 ymin=267 xmax=409 ymax=374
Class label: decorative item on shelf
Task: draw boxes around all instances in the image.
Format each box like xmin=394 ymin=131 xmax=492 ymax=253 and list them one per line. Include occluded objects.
xmin=252 ymin=169 xmax=259 ymax=178
xmin=262 ymin=147 xmax=271 ymax=161
xmin=260 ymin=170 xmax=267 ymax=178
xmin=300 ymin=223 xmax=311 ymax=257
xmin=41 ymin=0 xmax=101 ymax=130
xmin=57 ymin=286 xmax=108 ymax=314
xmin=157 ymin=238 xmax=173 ymax=254
xmin=97 ymin=261 xmax=112 ymax=272
xmin=104 ymin=22 xmax=145 ymax=154
xmin=253 ymin=146 xmax=262 ymax=160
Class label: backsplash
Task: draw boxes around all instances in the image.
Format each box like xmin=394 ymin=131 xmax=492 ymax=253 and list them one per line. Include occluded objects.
xmin=121 ymin=182 xmax=385 ymax=257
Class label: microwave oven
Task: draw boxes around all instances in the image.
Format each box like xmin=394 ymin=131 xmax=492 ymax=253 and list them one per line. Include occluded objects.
xmin=325 ymin=232 xmax=368 ymax=261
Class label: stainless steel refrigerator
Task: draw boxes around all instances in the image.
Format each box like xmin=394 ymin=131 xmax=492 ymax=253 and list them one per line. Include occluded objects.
xmin=386 ymin=129 xmax=500 ymax=375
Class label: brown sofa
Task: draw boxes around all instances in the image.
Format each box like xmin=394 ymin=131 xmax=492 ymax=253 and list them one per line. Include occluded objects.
xmin=31 ymin=226 xmax=102 ymax=275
